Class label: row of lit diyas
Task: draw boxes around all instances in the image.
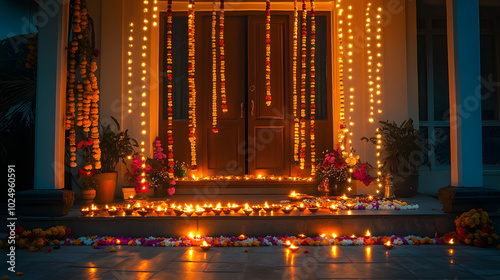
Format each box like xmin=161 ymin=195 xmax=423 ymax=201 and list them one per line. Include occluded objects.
xmin=173 ymin=230 xmax=455 ymax=251
xmin=181 ymin=175 xmax=316 ymax=181
xmin=80 ymin=201 xmax=345 ymax=217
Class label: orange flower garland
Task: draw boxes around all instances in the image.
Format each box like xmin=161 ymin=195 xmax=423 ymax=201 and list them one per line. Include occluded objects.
xmin=166 ymin=0 xmax=174 ymax=178
xmin=299 ymin=0 xmax=307 ymax=170
xmin=265 ymin=0 xmax=271 ymax=106
xmin=65 ymin=0 xmax=100 ymax=170
xmin=211 ymin=0 xmax=218 ymax=133
xmin=188 ymin=0 xmax=198 ymax=168
xmin=220 ymin=0 xmax=227 ymax=113
xmin=292 ymin=0 xmax=299 ymax=165
xmin=310 ymin=0 xmax=316 ymax=176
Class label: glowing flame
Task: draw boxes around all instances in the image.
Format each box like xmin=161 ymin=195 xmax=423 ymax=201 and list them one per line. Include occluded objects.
xmin=116 ymin=239 xmax=121 ymax=245
xmin=332 ymin=233 xmax=337 ymax=238
xmin=215 ymin=203 xmax=221 ymax=209
xmin=320 ymin=233 xmax=326 ymax=238
xmin=202 ymin=240 xmax=209 ymax=246
xmin=290 ymin=244 xmax=298 ymax=249
xmin=385 ymin=241 xmax=392 ymax=246
xmin=264 ymin=202 xmax=269 ymax=208
xmin=449 ymin=239 xmax=454 ymax=245
xmin=365 ymin=230 xmax=371 ymax=237
xmin=188 ymin=232 xmax=194 ymax=239
xmin=285 ymin=240 xmax=291 ymax=245
xmin=290 ymin=191 xmax=297 ymax=197
xmin=351 ymin=234 xmax=356 ymax=238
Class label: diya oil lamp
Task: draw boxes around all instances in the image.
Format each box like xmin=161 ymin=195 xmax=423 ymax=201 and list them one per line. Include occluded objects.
xmin=307 ymin=204 xmax=319 ymax=213
xmin=212 ymin=203 xmax=223 ymax=215
xmin=251 ymin=205 xmax=262 ymax=213
xmin=145 ymin=205 xmax=155 ymax=214
xmin=124 ymin=204 xmax=134 ymax=215
xmin=203 ymin=204 xmax=213 ymax=213
xmin=283 ymin=240 xmax=292 ymax=248
xmin=297 ymin=233 xmax=306 ymax=239
xmin=195 ymin=205 xmax=205 ymax=216
xmin=263 ymin=202 xmax=273 ymax=213
xmin=102 ymin=205 xmax=110 ymax=214
xmin=200 ymin=240 xmax=211 ymax=251
xmin=107 ymin=207 xmax=119 ymax=216
xmin=288 ymin=191 xmax=303 ymax=202
xmin=384 ymin=241 xmax=394 ymax=249
xmin=238 ymin=234 xmax=247 ymax=241
xmin=90 ymin=204 xmax=100 ymax=215
xmin=289 ymin=244 xmax=300 ymax=252
xmin=243 ymin=206 xmax=253 ymax=216
xmin=137 ymin=208 xmax=148 ymax=217
xmin=448 ymin=238 xmax=454 ymax=245
xmin=174 ymin=206 xmax=185 ymax=216
xmin=184 ymin=205 xmax=194 ymax=217
xmin=272 ymin=204 xmax=282 ymax=212
xmin=230 ymin=203 xmax=241 ymax=213
xmin=281 ymin=205 xmax=293 ymax=214
xmin=155 ymin=206 xmax=164 ymax=216
xmin=296 ymin=203 xmax=306 ymax=211
xmin=364 ymin=230 xmax=371 ymax=239
xmin=222 ymin=207 xmax=231 ymax=215
xmin=133 ymin=202 xmax=142 ymax=211
xmin=80 ymin=207 xmax=90 ymax=216
xmin=329 ymin=205 xmax=339 ymax=213
xmin=166 ymin=204 xmax=175 ymax=215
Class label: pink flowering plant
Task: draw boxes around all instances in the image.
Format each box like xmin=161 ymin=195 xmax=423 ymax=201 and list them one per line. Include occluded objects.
xmin=76 ymin=138 xmax=96 ymax=190
xmin=317 ymin=145 xmax=374 ymax=186
xmin=146 ymin=137 xmax=176 ymax=194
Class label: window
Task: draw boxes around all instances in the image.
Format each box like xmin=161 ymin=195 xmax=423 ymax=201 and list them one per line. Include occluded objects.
xmin=417 ymin=2 xmax=500 ymax=169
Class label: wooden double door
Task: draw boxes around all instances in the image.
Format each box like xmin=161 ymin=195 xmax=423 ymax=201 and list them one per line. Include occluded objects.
xmin=200 ymin=14 xmax=290 ymax=176
xmin=162 ymin=12 xmax=333 ymax=177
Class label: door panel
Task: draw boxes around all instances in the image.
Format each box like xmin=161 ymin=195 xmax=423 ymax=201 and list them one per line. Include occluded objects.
xmin=248 ymin=15 xmax=290 ymax=176
xmin=202 ymin=15 xmax=246 ymax=176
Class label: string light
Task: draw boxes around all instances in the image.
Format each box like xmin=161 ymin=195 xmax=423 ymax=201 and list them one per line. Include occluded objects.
xmin=299 ymin=0 xmax=307 ymax=170
xmin=310 ymin=0 xmax=316 ymax=176
xmin=337 ymin=0 xmax=345 ymax=147
xmin=211 ymin=0 xmax=218 ymax=133
xmin=366 ymin=2 xmax=374 ymax=123
xmin=127 ymin=22 xmax=134 ymax=114
xmin=152 ymin=0 xmax=158 ymax=27
xmin=166 ymin=0 xmax=174 ymax=179
xmin=140 ymin=0 xmax=149 ymax=166
xmin=346 ymin=4 xmax=354 ymax=143
xmin=375 ymin=3 xmax=384 ymax=189
xmin=292 ymin=0 xmax=299 ymax=165
xmin=188 ymin=0 xmax=198 ymax=168
xmin=220 ymin=0 xmax=227 ymax=113
xmin=265 ymin=0 xmax=271 ymax=106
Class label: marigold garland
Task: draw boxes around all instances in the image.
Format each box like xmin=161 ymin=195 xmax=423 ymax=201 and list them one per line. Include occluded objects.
xmin=265 ymin=0 xmax=271 ymax=106
xmin=310 ymin=0 xmax=316 ymax=176
xmin=220 ymin=0 xmax=227 ymax=113
xmin=65 ymin=0 xmax=100 ymax=170
xmin=166 ymin=0 xmax=174 ymax=178
xmin=211 ymin=0 xmax=218 ymax=133
xmin=292 ymin=0 xmax=299 ymax=165
xmin=188 ymin=0 xmax=198 ymax=168
xmin=299 ymin=0 xmax=307 ymax=170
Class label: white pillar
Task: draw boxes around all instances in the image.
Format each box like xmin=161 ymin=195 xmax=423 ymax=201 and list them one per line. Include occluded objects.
xmin=446 ymin=0 xmax=483 ymax=187
xmin=34 ymin=0 xmax=69 ymax=189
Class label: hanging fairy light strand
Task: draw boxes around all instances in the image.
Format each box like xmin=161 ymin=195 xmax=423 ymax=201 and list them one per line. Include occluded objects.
xmin=166 ymin=0 xmax=174 ymax=179
xmin=220 ymin=0 xmax=227 ymax=113
xmin=127 ymin=22 xmax=134 ymax=114
xmin=292 ymin=0 xmax=299 ymax=165
xmin=346 ymin=4 xmax=354 ymax=144
xmin=336 ymin=0 xmax=346 ymax=147
xmin=375 ymin=3 xmax=384 ymax=190
xmin=211 ymin=0 xmax=218 ymax=133
xmin=299 ymin=0 xmax=307 ymax=170
xmin=138 ymin=0 xmax=150 ymax=190
xmin=188 ymin=0 xmax=198 ymax=168
xmin=310 ymin=0 xmax=316 ymax=176
xmin=366 ymin=2 xmax=375 ymax=123
xmin=265 ymin=0 xmax=271 ymax=106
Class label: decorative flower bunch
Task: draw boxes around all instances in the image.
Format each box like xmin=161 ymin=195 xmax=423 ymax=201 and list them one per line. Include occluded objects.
xmin=127 ymin=154 xmax=151 ymax=193
xmin=76 ymin=138 xmax=96 ymax=189
xmin=146 ymin=137 xmax=176 ymax=194
xmin=317 ymin=146 xmax=374 ymax=186
xmin=174 ymin=161 xmax=188 ymax=171
xmin=1 ymin=226 xmax=71 ymax=252
xmin=451 ymin=208 xmax=498 ymax=247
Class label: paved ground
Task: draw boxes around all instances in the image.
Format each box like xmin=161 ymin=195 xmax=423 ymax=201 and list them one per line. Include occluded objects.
xmin=2 ymin=244 xmax=499 ymax=279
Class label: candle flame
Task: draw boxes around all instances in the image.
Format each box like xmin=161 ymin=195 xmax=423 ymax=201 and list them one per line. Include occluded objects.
xmin=290 ymin=244 xmax=298 ymax=249
xmin=320 ymin=233 xmax=326 ymax=238
xmin=285 ymin=240 xmax=290 ymax=245
xmin=264 ymin=201 xmax=269 ymax=208
xmin=290 ymin=191 xmax=297 ymax=197
xmin=351 ymin=234 xmax=356 ymax=238
xmin=116 ymin=239 xmax=121 ymax=244
xmin=202 ymin=240 xmax=209 ymax=246
xmin=385 ymin=241 xmax=391 ymax=246
xmin=365 ymin=230 xmax=371 ymax=237
xmin=449 ymin=239 xmax=454 ymax=245
xmin=188 ymin=232 xmax=194 ymax=239
xmin=216 ymin=203 xmax=221 ymax=209
xmin=332 ymin=233 xmax=337 ymax=238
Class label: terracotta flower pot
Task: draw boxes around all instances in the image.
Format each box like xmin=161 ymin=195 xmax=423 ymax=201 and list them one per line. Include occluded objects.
xmin=93 ymin=172 xmax=118 ymax=204
xmin=80 ymin=189 xmax=96 ymax=201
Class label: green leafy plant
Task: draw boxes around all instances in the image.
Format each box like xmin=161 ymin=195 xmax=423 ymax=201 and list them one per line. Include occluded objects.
xmin=99 ymin=116 xmax=138 ymax=173
xmin=362 ymin=118 xmax=430 ymax=175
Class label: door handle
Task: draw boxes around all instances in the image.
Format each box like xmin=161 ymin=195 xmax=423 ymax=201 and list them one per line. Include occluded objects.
xmin=241 ymin=102 xmax=244 ymax=118
xmin=250 ymin=100 xmax=254 ymax=117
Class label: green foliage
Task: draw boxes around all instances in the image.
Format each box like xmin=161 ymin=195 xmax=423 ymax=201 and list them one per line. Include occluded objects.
xmin=99 ymin=116 xmax=138 ymax=173
xmin=361 ymin=118 xmax=431 ymax=174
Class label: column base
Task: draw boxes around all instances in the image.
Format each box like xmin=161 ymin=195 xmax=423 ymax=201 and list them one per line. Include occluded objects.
xmin=438 ymin=186 xmax=500 ymax=214
xmin=17 ymin=189 xmax=75 ymax=217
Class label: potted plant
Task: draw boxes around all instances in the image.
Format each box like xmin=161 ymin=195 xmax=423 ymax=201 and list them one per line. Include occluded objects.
xmin=93 ymin=116 xmax=138 ymax=203
xmin=362 ymin=118 xmax=430 ymax=197
xmin=174 ymin=161 xmax=188 ymax=178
